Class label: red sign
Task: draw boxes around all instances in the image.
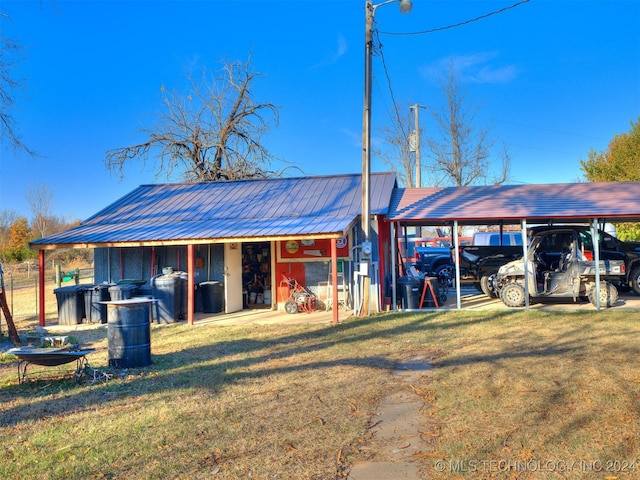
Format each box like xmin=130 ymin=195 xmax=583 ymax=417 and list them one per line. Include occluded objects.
xmin=278 ymin=237 xmax=349 ymax=260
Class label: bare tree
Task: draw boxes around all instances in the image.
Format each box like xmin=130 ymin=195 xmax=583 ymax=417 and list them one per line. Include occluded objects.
xmin=425 ymin=63 xmax=509 ymax=187
xmin=26 ymin=184 xmax=55 ymax=238
xmin=377 ymin=108 xmax=415 ymax=187
xmin=106 ymin=56 xmax=282 ymax=182
xmin=0 ymin=13 xmax=35 ymax=157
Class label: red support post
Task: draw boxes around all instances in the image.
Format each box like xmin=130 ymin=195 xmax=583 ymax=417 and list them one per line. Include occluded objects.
xmin=39 ymin=250 xmax=45 ymax=326
xmin=331 ymin=238 xmax=339 ymax=324
xmin=187 ymin=244 xmax=195 ymax=325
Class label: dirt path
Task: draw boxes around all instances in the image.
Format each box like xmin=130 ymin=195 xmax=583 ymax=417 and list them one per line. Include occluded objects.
xmin=347 ymin=355 xmax=439 ymax=480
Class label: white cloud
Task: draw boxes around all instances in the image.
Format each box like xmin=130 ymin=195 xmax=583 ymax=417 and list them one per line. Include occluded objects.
xmin=420 ymin=52 xmax=520 ymax=84
xmin=309 ymin=34 xmax=348 ymax=71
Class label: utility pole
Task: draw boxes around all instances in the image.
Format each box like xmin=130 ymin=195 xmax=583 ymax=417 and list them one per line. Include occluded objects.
xmin=409 ymin=104 xmax=421 ymax=188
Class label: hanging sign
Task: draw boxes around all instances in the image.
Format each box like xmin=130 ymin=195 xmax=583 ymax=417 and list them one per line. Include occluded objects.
xmin=278 ymin=237 xmax=349 ymax=261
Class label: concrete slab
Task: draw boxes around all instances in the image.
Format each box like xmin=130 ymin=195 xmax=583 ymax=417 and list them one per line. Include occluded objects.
xmin=347 ymin=355 xmax=435 ymax=480
xmin=348 ymin=461 xmax=422 ymax=480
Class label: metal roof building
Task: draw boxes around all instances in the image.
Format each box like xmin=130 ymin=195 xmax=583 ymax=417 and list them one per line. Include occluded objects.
xmin=31 ymin=173 xmax=397 ymax=249
xmin=388 ymin=182 xmax=640 ymax=225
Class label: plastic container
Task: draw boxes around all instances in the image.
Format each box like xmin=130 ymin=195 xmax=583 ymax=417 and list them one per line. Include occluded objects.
xmin=151 ymin=274 xmax=182 ymax=323
xmin=397 ymin=276 xmax=421 ymax=310
xmin=53 ymin=285 xmax=85 ymax=325
xmin=83 ymin=284 xmax=110 ymax=323
xmin=200 ymin=281 xmax=223 ymax=313
xmin=108 ymin=284 xmax=137 ymax=301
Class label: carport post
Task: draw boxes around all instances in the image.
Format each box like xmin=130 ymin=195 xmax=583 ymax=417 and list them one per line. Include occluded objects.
xmin=591 ymin=218 xmax=602 ymax=310
xmin=453 ymin=221 xmax=461 ymax=309
xmin=331 ymin=239 xmax=339 ymax=324
xmin=521 ymin=220 xmax=530 ymax=309
xmin=39 ymin=249 xmax=46 ymax=326
xmin=391 ymin=221 xmax=397 ymax=310
xmin=187 ymin=244 xmax=195 ymax=325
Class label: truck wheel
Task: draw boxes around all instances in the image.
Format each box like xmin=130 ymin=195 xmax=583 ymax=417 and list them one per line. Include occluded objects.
xmin=480 ymin=271 xmax=498 ymax=298
xmin=435 ymin=265 xmax=453 ymax=290
xmin=630 ymin=267 xmax=640 ymax=296
xmin=500 ymin=282 xmax=526 ymax=307
xmin=588 ymin=282 xmax=619 ymax=308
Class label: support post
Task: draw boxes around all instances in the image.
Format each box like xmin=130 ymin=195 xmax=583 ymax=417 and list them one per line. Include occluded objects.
xmin=592 ymin=218 xmax=601 ymax=310
xmin=331 ymin=239 xmax=339 ymax=324
xmin=187 ymin=244 xmax=195 ymax=325
xmin=39 ymin=250 xmax=45 ymax=326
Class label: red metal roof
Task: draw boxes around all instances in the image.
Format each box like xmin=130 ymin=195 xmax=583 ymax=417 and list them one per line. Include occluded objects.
xmin=388 ymin=182 xmax=640 ymax=225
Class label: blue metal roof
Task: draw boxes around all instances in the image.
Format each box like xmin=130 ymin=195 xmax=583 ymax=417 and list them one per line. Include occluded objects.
xmin=31 ymin=173 xmax=397 ymax=248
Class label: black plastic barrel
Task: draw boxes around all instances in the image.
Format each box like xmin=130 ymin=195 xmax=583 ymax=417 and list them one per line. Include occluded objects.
xmin=83 ymin=284 xmax=110 ymax=323
xmin=200 ymin=281 xmax=223 ymax=313
xmin=53 ymin=285 xmax=85 ymax=324
xmin=107 ymin=301 xmax=151 ymax=368
xmin=151 ymin=274 xmax=182 ymax=323
xmin=397 ymin=277 xmax=421 ymax=310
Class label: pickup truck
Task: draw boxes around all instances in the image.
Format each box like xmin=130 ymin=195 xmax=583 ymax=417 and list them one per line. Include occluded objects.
xmin=414 ymin=246 xmax=454 ymax=288
xmin=494 ymin=226 xmax=627 ymax=308
xmin=459 ymin=245 xmax=524 ymax=296
xmin=414 ymin=235 xmax=525 ymax=296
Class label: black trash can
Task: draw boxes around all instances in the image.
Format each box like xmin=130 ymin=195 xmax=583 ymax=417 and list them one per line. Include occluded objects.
xmin=83 ymin=284 xmax=110 ymax=323
xmin=397 ymin=276 xmax=421 ymax=310
xmin=53 ymin=285 xmax=85 ymax=325
xmin=108 ymin=284 xmax=137 ymax=301
xmin=107 ymin=301 xmax=151 ymax=368
xmin=151 ymin=274 xmax=182 ymax=323
xmin=200 ymin=281 xmax=223 ymax=313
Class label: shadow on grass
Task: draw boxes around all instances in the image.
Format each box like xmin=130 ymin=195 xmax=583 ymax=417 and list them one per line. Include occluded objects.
xmin=2 ymin=309 xmax=638 ymax=435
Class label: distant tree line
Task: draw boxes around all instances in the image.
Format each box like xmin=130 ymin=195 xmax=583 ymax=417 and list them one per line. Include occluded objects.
xmin=580 ymin=117 xmax=640 ymax=241
xmin=0 ymin=185 xmax=90 ymax=266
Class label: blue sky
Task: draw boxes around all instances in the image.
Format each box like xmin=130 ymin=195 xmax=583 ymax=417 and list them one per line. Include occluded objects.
xmin=1 ymin=0 xmax=639 ymax=221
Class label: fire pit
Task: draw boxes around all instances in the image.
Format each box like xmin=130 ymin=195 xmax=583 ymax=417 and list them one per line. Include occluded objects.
xmin=8 ymin=346 xmax=95 ymax=384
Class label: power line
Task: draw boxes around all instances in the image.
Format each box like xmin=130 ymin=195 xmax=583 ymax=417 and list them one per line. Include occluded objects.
xmin=372 ymin=0 xmax=532 ymax=153
xmin=375 ymin=29 xmax=408 ymax=140
xmin=380 ymin=0 xmax=531 ymax=36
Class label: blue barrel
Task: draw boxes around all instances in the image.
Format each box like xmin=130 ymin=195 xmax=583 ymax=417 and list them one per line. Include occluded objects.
xmin=107 ymin=302 xmax=151 ymax=368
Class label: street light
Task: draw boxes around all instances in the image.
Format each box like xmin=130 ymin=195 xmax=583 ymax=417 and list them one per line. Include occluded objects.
xmin=361 ymin=0 xmax=412 ymax=257
xmin=360 ymin=0 xmax=411 ymax=314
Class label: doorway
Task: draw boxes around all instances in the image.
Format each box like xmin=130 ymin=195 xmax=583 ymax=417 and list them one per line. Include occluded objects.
xmin=242 ymin=242 xmax=272 ymax=309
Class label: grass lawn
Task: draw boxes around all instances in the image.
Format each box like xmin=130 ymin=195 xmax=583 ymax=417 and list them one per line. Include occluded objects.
xmin=1 ymin=309 xmax=639 ymax=479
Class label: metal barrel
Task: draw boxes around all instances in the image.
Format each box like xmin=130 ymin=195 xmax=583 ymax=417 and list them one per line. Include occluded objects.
xmin=107 ymin=302 xmax=151 ymax=368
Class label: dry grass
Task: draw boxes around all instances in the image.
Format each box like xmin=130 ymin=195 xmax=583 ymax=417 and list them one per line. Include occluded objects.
xmin=1 ymin=297 xmax=640 ymax=478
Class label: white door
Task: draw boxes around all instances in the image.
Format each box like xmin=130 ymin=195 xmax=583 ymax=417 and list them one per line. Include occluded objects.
xmin=224 ymin=243 xmax=243 ymax=313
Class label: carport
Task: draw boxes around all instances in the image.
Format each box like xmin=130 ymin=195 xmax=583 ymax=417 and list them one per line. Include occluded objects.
xmin=386 ymin=181 xmax=640 ymax=310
